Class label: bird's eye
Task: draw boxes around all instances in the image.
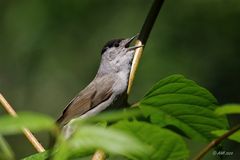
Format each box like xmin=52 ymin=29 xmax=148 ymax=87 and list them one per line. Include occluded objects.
xmin=114 ymin=43 xmax=119 ymax=47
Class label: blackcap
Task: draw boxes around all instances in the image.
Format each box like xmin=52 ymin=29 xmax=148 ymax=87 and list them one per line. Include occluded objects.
xmin=56 ymin=34 xmax=143 ymax=138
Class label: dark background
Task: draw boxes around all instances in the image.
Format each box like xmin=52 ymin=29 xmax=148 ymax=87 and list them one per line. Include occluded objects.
xmin=0 ymin=0 xmax=239 ymax=159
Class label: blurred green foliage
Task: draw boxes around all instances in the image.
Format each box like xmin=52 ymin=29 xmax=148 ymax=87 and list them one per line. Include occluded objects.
xmin=0 ymin=0 xmax=240 ymax=159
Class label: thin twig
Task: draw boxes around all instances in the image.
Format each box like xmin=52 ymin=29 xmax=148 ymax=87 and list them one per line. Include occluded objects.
xmin=91 ymin=149 xmax=106 ymax=160
xmin=0 ymin=93 xmax=45 ymax=153
xmin=193 ymin=124 xmax=240 ymax=160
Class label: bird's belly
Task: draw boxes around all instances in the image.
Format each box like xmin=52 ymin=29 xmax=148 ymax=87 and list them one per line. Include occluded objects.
xmin=113 ymin=70 xmax=129 ymax=94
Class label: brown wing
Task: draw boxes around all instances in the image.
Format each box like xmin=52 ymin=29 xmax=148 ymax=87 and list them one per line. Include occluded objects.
xmin=57 ymin=75 xmax=114 ymax=127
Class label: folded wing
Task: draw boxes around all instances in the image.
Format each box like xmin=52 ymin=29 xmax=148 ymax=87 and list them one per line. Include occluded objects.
xmin=57 ymin=75 xmax=114 ymax=127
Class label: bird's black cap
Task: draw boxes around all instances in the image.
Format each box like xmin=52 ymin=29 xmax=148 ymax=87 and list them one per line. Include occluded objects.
xmin=101 ymin=39 xmax=124 ymax=55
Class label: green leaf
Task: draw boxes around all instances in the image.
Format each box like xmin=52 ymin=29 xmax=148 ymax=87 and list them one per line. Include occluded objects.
xmin=54 ymin=125 xmax=149 ymax=160
xmin=87 ymin=108 xmax=141 ymax=122
xmin=0 ymin=112 xmax=55 ymax=135
xmin=72 ymin=108 xmax=141 ymax=125
xmin=111 ymin=121 xmax=189 ymax=160
xmin=211 ymin=129 xmax=240 ymax=143
xmin=53 ymin=136 xmax=70 ymax=160
xmin=22 ymin=151 xmax=49 ymax=160
xmin=140 ymin=74 xmax=228 ymax=142
xmin=0 ymin=135 xmax=14 ymax=160
xmin=215 ymin=104 xmax=240 ymax=115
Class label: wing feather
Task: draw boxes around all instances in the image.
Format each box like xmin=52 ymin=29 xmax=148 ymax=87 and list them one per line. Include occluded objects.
xmin=57 ymin=75 xmax=114 ymax=127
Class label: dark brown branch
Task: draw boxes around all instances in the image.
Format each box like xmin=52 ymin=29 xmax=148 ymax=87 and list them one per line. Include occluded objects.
xmin=193 ymin=125 xmax=240 ymax=160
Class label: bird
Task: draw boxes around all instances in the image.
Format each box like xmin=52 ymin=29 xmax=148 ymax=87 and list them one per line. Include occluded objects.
xmin=56 ymin=34 xmax=143 ymax=138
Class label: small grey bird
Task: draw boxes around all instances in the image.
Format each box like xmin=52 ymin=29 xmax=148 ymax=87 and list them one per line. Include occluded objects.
xmin=56 ymin=34 xmax=143 ymax=137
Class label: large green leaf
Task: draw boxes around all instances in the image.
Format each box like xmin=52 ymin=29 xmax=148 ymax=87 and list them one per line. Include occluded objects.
xmin=111 ymin=121 xmax=189 ymax=160
xmin=53 ymin=125 xmax=150 ymax=160
xmin=139 ymin=74 xmax=228 ymax=142
xmin=215 ymin=104 xmax=240 ymax=115
xmin=0 ymin=112 xmax=55 ymax=135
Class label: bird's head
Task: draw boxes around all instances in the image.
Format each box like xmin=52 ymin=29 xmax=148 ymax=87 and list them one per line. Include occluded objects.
xmin=99 ymin=34 xmax=143 ymax=74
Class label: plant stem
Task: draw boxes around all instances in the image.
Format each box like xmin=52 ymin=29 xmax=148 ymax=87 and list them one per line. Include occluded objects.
xmin=0 ymin=93 xmax=45 ymax=153
xmin=193 ymin=124 xmax=240 ymax=160
xmin=127 ymin=0 xmax=165 ymax=94
xmin=127 ymin=40 xmax=143 ymax=94
xmin=0 ymin=135 xmax=14 ymax=160
xmin=138 ymin=0 xmax=165 ymax=45
xmin=91 ymin=149 xmax=106 ymax=160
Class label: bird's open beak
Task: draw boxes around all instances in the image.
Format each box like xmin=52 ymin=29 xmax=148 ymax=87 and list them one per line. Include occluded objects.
xmin=125 ymin=33 xmax=144 ymax=51
xmin=127 ymin=44 xmax=144 ymax=51
xmin=125 ymin=33 xmax=139 ymax=48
